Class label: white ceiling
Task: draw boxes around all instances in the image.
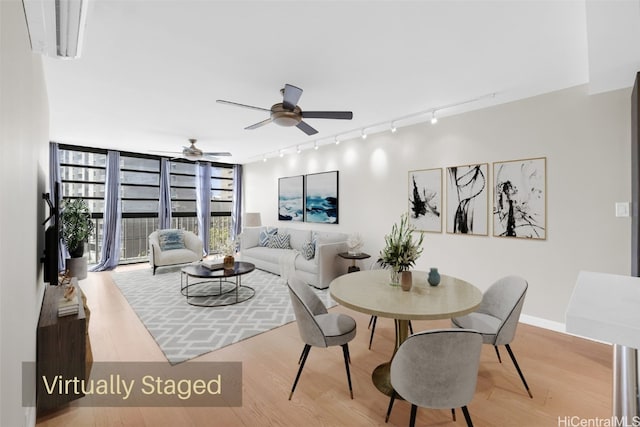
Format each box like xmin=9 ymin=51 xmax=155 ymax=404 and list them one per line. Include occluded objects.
xmin=42 ymin=0 xmax=640 ymax=164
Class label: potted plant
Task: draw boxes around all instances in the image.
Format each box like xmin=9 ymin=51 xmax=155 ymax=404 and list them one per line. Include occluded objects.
xmin=61 ymin=198 xmax=95 ymax=258
xmin=378 ymin=213 xmax=424 ymax=288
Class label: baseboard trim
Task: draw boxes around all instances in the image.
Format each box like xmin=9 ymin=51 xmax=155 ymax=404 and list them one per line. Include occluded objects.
xmin=520 ymin=314 xmax=610 ymax=345
xmin=520 ymin=314 xmax=566 ymax=333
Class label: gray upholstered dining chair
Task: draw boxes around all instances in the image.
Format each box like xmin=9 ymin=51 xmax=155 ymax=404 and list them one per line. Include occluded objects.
xmin=287 ymin=273 xmax=357 ymax=400
xmin=386 ymin=329 xmax=483 ymax=427
xmin=451 ymin=275 xmax=533 ymax=398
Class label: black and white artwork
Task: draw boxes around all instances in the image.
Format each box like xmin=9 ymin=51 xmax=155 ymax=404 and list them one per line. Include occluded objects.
xmin=408 ymin=168 xmax=442 ymax=233
xmin=446 ymin=163 xmax=488 ymax=235
xmin=493 ymin=157 xmax=546 ymax=239
xmin=278 ymin=175 xmax=304 ymax=221
xmin=305 ymin=171 xmax=339 ymax=224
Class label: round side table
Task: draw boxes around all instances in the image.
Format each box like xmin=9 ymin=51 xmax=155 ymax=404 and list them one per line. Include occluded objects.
xmin=338 ymin=252 xmax=371 ymax=273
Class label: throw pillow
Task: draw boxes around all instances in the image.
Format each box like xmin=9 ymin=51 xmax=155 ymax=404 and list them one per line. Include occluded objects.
xmin=268 ymin=233 xmax=291 ymax=249
xmin=301 ymin=240 xmax=315 ymax=260
xmin=259 ymin=227 xmax=278 ymax=247
xmin=157 ymin=229 xmax=185 ymax=251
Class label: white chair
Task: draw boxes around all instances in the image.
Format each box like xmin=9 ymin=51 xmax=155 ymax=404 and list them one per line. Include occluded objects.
xmin=451 ymin=275 xmax=533 ymax=398
xmin=148 ymin=229 xmax=203 ymax=274
xmin=287 ymin=273 xmax=357 ymax=400
xmin=386 ymin=329 xmax=483 ymax=427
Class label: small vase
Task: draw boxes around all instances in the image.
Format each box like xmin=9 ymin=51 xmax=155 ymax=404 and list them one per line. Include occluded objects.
xmin=390 ymin=269 xmax=400 ymax=286
xmin=223 ymin=255 xmax=235 ymax=269
xmin=428 ymin=268 xmax=440 ymax=286
xmin=400 ymin=271 xmax=412 ymax=291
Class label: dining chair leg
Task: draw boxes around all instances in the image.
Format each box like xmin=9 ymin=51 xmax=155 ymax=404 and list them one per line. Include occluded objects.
xmin=505 ymin=344 xmax=533 ymax=398
xmin=409 ymin=320 xmax=414 ymax=335
xmin=461 ymin=405 xmax=474 ymax=427
xmin=289 ymin=344 xmax=311 ymax=400
xmin=451 ymin=408 xmax=456 ymax=421
xmin=368 ymin=316 xmax=378 ymax=350
xmin=385 ymin=390 xmax=396 ymax=423
xmin=494 ymin=345 xmax=502 ymax=363
xmin=341 ymin=344 xmax=354 ymax=399
xmin=409 ymin=404 xmax=418 ymax=427
xmin=368 ymin=315 xmax=375 ymax=329
xmin=297 ymin=347 xmax=305 ymax=364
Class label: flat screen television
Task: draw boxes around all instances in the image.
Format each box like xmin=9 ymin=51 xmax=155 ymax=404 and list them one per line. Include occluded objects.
xmin=41 ymin=182 xmax=60 ymax=285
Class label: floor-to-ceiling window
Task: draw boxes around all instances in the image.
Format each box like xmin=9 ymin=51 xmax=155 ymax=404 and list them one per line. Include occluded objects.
xmin=58 ymin=144 xmax=235 ymax=265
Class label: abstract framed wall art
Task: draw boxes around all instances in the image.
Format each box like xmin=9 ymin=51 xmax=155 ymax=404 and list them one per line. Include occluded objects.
xmin=305 ymin=171 xmax=339 ymax=224
xmin=446 ymin=163 xmax=489 ymax=235
xmin=408 ymin=168 xmax=442 ymax=233
xmin=278 ymin=175 xmax=304 ymax=221
xmin=493 ymin=157 xmax=546 ymax=239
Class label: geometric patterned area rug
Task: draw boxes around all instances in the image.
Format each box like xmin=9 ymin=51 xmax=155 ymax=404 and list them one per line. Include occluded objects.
xmin=111 ymin=265 xmax=336 ymax=364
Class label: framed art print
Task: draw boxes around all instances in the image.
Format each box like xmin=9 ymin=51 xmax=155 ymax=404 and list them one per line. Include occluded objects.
xmin=278 ymin=175 xmax=304 ymax=221
xmin=408 ymin=168 xmax=442 ymax=232
xmin=446 ymin=163 xmax=489 ymax=235
xmin=305 ymin=171 xmax=339 ymax=224
xmin=493 ymin=157 xmax=546 ymax=239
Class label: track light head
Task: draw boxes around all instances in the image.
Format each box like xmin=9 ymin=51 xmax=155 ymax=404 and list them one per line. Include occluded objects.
xmin=314 ymin=141 xmax=319 ymax=150
xmin=361 ymin=130 xmax=367 ymax=140
xmin=431 ymin=111 xmax=438 ymax=124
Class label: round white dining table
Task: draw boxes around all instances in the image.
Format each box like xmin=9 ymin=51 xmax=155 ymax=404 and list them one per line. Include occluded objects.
xmin=329 ymin=269 xmax=483 ymax=396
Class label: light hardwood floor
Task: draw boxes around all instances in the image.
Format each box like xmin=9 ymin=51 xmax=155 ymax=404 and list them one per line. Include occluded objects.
xmin=36 ymin=265 xmax=613 ymax=427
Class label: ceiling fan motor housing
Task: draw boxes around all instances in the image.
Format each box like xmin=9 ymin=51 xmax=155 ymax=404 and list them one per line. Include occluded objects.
xmin=270 ymin=103 xmax=302 ymax=127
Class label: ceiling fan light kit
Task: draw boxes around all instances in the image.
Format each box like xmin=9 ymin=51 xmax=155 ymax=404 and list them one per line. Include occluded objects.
xmin=217 ymin=83 xmax=354 ymax=136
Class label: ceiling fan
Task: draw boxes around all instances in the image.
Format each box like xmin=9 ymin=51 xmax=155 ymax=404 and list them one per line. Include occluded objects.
xmin=151 ymin=139 xmax=231 ymax=161
xmin=216 ymin=84 xmax=353 ymax=136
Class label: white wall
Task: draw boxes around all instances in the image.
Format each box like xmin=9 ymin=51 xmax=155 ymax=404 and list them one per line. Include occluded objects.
xmin=244 ymin=85 xmax=631 ymax=326
xmin=1 ymin=1 xmax=50 ymax=426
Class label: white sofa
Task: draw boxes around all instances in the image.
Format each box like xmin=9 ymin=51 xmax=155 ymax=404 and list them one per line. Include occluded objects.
xmin=239 ymin=226 xmax=349 ymax=289
xmin=148 ymin=229 xmax=203 ymax=274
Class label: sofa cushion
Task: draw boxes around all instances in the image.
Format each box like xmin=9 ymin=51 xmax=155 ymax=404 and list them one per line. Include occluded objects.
xmin=268 ymin=233 xmax=291 ymax=249
xmin=242 ymin=227 xmax=260 ymax=249
xmin=285 ymin=229 xmax=311 ymax=253
xmin=243 ymin=246 xmax=294 ymax=265
xmin=157 ymin=229 xmax=185 ymax=251
xmin=259 ymin=227 xmax=278 ymax=247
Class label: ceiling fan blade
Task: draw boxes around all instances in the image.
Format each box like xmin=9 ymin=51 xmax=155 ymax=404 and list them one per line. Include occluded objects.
xmin=245 ymin=118 xmax=273 ymax=130
xmin=282 ymin=84 xmax=303 ymax=110
xmin=302 ymin=111 xmax=353 ymax=120
xmin=203 ymin=152 xmax=232 ymax=157
xmin=296 ymin=121 xmax=318 ymax=136
xmin=149 ymin=150 xmax=182 ymax=154
xmin=216 ymin=99 xmax=271 ymax=112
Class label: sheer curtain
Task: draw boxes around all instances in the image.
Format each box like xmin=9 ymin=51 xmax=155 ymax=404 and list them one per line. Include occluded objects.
xmin=90 ymin=151 xmax=121 ymax=271
xmin=49 ymin=142 xmax=68 ymax=270
xmin=231 ymin=164 xmax=243 ymax=242
xmin=158 ymin=158 xmax=172 ymax=229
xmin=196 ymin=161 xmax=211 ymax=257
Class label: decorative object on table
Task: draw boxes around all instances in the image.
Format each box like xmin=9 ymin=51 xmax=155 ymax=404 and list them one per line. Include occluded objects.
xmin=428 ymin=268 xmax=441 ymax=286
xmin=408 ymin=168 xmax=442 ymax=233
xmin=221 ymin=238 xmax=237 ymax=269
xmin=378 ymin=213 xmax=424 ymax=285
xmin=400 ymin=271 xmax=413 ymax=291
xmin=60 ymin=198 xmax=94 ymax=258
xmin=63 ymin=283 xmax=77 ymax=301
xmin=201 ymin=259 xmax=225 ymax=270
xmin=347 ymin=232 xmax=364 ymax=255
xmin=58 ymin=268 xmax=72 ymax=286
xmin=305 ymin=171 xmax=339 ymax=224
xmin=278 ymin=176 xmax=304 ymax=221
xmin=493 ymin=157 xmax=546 ymax=239
xmin=446 ymin=163 xmax=488 ymax=235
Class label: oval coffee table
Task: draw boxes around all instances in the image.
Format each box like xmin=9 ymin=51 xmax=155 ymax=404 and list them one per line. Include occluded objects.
xmin=181 ymin=261 xmax=255 ymax=307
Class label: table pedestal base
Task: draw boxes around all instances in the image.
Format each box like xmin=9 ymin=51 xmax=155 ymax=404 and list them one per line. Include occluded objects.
xmin=371 ymin=319 xmax=410 ymax=397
